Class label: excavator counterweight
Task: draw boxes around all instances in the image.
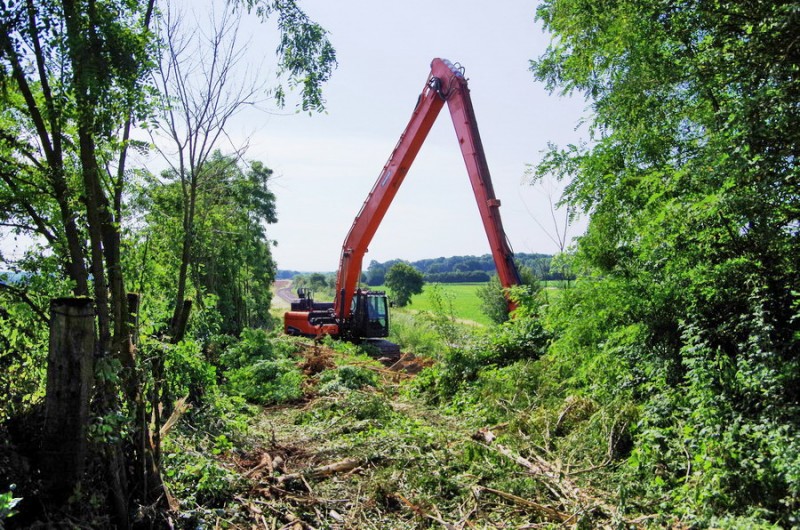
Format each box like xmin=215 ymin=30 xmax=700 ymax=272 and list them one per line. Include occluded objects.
xmin=284 ymin=58 xmax=521 ymax=345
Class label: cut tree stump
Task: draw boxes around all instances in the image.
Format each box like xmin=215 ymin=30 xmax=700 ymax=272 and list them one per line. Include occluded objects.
xmin=41 ymin=297 xmax=95 ymax=502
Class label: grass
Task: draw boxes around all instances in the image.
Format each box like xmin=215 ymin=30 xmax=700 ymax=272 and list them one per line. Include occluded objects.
xmin=181 ymin=333 xmax=634 ymax=529
xmin=273 ymin=278 xmax=573 ymax=328
xmin=395 ymin=282 xmax=491 ymax=326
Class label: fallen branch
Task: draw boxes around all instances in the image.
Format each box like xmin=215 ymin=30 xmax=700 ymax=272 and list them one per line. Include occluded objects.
xmin=490 ymin=442 xmax=573 ymax=502
xmin=476 ymin=430 xmax=617 ymax=519
xmin=245 ymin=452 xmax=274 ymax=478
xmin=395 ymin=492 xmax=457 ymax=529
xmin=159 ymin=395 xmax=191 ymax=438
xmin=277 ymin=458 xmax=363 ymax=485
xmin=478 ymin=486 xmax=570 ymax=523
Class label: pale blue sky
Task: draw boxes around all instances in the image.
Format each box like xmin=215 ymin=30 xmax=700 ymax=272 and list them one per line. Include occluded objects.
xmin=235 ymin=0 xmax=588 ymax=271
xmin=1 ymin=1 xmax=588 ymax=272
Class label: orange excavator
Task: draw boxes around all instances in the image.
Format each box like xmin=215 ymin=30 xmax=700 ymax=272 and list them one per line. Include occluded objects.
xmin=284 ymin=58 xmax=522 ymax=347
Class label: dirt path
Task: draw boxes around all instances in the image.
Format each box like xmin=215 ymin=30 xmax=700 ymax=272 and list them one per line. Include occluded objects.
xmin=217 ymin=342 xmax=626 ymax=529
xmin=271 ymin=279 xmax=293 ymax=310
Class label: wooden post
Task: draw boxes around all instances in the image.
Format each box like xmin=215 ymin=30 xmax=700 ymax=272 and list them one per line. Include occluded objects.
xmin=126 ymin=292 xmax=140 ymax=346
xmin=171 ymin=298 xmax=192 ymax=344
xmin=42 ymin=297 xmax=95 ymax=501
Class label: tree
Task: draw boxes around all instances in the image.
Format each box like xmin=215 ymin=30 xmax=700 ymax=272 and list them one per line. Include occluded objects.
xmin=150 ymin=0 xmax=336 ymax=337
xmin=134 ymin=152 xmax=278 ymax=336
xmin=477 ymin=266 xmax=539 ymax=324
xmin=0 ymin=0 xmax=161 ymax=520
xmin=532 ymin=0 xmax=799 ymax=522
xmin=385 ymin=262 xmax=424 ymax=307
xmin=365 ymin=260 xmax=386 ymax=286
xmin=152 ymin=3 xmax=261 ymax=337
xmin=0 ymin=0 xmax=335 ymax=524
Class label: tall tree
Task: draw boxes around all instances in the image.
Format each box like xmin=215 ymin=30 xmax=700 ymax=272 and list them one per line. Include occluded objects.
xmin=0 ymin=0 xmax=160 ymax=521
xmin=0 ymin=0 xmax=334 ymax=524
xmin=151 ymin=0 xmax=335 ymax=337
xmin=135 ymin=151 xmax=278 ymax=336
xmin=532 ymin=0 xmax=799 ymax=521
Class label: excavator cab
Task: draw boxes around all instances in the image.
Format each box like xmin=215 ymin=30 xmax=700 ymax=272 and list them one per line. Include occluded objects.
xmin=348 ymin=290 xmax=389 ymax=339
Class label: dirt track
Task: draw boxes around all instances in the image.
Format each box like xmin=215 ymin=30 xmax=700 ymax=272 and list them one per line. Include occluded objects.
xmin=271 ymin=280 xmax=293 ymax=309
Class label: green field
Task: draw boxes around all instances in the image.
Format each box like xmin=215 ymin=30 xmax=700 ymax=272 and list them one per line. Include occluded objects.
xmin=280 ymin=279 xmax=569 ymax=326
xmin=389 ymin=282 xmax=492 ymax=326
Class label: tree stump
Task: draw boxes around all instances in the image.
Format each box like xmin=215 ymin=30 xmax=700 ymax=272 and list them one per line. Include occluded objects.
xmin=41 ymin=297 xmax=95 ymax=502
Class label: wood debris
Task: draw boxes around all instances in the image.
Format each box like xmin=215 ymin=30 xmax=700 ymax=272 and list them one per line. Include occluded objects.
xmin=276 ymin=457 xmax=364 ymax=485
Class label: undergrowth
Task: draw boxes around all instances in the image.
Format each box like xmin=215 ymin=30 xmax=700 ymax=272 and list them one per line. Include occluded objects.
xmin=156 ymin=280 xmax=798 ymax=529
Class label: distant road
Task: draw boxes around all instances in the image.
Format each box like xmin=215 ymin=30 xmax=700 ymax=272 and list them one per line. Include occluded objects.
xmin=272 ymin=279 xmax=294 ymax=309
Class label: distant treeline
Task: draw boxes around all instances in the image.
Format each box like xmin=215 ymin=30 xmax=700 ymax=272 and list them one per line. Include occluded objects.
xmin=276 ymin=270 xmax=303 ymax=280
xmin=276 ymin=254 xmax=567 ymax=285
xmin=365 ymin=253 xmax=562 ymax=285
xmin=277 ymin=253 xmax=569 ymax=285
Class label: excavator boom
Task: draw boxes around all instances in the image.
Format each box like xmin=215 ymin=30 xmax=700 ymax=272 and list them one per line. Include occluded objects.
xmin=284 ymin=58 xmax=521 ymax=340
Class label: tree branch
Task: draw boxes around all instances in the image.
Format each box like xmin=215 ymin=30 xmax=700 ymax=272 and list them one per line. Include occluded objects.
xmin=0 ymin=280 xmax=49 ymax=324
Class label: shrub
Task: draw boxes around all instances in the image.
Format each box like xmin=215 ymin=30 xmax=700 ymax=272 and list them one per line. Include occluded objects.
xmin=219 ymin=328 xmax=304 ymax=404
xmin=225 ymin=359 xmax=303 ymax=405
xmin=318 ymin=365 xmax=377 ymax=394
xmin=219 ymin=328 xmax=297 ymax=370
xmin=388 ymin=312 xmax=442 ymax=356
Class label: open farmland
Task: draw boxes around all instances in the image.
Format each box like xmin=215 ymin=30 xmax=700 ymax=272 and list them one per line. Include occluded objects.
xmin=401 ymin=282 xmax=491 ymax=326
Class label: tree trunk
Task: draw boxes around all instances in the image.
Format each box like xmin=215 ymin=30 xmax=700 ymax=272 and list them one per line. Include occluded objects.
xmin=41 ymin=297 xmax=95 ymax=502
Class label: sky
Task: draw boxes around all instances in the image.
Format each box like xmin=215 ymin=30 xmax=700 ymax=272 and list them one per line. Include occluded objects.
xmin=220 ymin=0 xmax=589 ymax=272
xmin=0 ymin=1 xmax=588 ymax=272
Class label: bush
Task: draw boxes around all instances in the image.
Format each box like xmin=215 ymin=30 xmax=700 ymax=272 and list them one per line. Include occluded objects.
xmin=219 ymin=328 xmax=297 ymax=370
xmin=388 ymin=312 xmax=443 ymax=356
xmin=218 ymin=328 xmax=304 ymax=404
xmin=225 ymin=359 xmax=303 ymax=405
xmin=318 ymin=365 xmax=377 ymax=394
xmin=413 ymin=313 xmax=550 ymax=400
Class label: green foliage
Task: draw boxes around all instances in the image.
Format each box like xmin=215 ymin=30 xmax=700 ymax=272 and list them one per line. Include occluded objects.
xmin=476 ymin=275 xmax=510 ymax=324
xmin=0 ymin=485 xmax=21 ymax=521
xmin=162 ymin=434 xmax=245 ymax=509
xmin=0 ymin=275 xmax=50 ymax=422
xmin=225 ymin=359 xmax=303 ymax=405
xmin=132 ymin=152 xmax=279 ymax=336
xmin=318 ymin=365 xmax=377 ymax=394
xmin=412 ymin=295 xmax=550 ymax=401
xmin=531 ymin=0 xmax=800 ymax=524
xmin=479 ymin=317 xmax=549 ymax=363
xmin=424 ymin=283 xmax=466 ymax=349
xmin=0 ymin=0 xmax=336 ymax=525
xmin=365 ymin=260 xmax=386 ymax=286
xmin=220 ymin=328 xmax=304 ymax=405
xmin=291 ymin=272 xmax=335 ymax=299
xmin=477 ymin=266 xmax=541 ymax=324
xmin=163 ymin=339 xmax=218 ymax=403
xmin=297 ymin=390 xmax=394 ymax=425
xmin=219 ymin=328 xmax=298 ymax=369
xmin=364 ymin=253 xmax=566 ymax=282
xmin=387 ymin=311 xmax=443 ymax=357
xmin=156 ymin=391 xmax=256 ymax=525
xmin=240 ymin=0 xmax=337 ymax=112
xmin=385 ymin=262 xmax=424 ymax=307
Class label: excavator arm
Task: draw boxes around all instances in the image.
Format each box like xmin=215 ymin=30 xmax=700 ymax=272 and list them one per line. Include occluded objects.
xmin=284 ymin=58 xmax=521 ymax=341
xmin=333 ymin=58 xmax=522 ymax=322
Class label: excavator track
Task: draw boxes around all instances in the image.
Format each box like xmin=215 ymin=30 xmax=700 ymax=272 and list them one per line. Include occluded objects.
xmin=365 ymin=338 xmax=401 ymax=358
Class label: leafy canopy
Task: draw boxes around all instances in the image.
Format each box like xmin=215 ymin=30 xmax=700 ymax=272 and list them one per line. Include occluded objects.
xmin=385 ymin=262 xmax=424 ymax=307
xmin=532 ymin=0 xmax=799 ymax=523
